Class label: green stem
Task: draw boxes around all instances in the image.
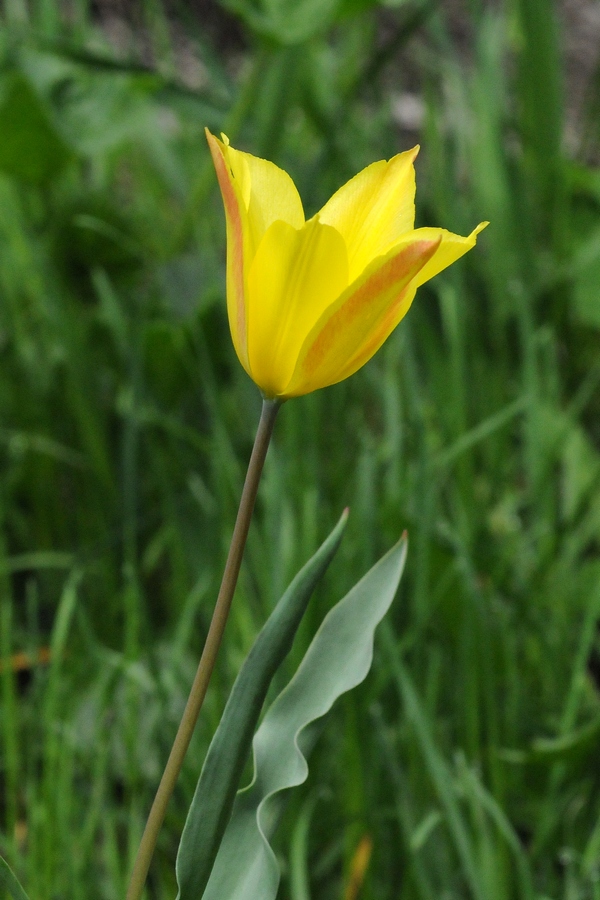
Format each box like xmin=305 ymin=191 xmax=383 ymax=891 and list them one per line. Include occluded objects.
xmin=126 ymin=398 xmax=281 ymax=900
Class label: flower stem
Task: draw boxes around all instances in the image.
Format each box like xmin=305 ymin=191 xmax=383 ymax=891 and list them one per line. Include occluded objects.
xmin=125 ymin=398 xmax=281 ymax=900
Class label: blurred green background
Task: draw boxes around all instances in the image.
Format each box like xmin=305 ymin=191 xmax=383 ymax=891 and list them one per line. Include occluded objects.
xmin=2 ymin=0 xmax=600 ymax=897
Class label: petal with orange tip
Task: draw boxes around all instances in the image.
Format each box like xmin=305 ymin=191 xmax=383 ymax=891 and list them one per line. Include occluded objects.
xmin=210 ymin=132 xmax=305 ymax=254
xmin=283 ymin=234 xmax=441 ymax=397
xmin=317 ymin=147 xmax=419 ymax=282
xmin=334 ymin=222 xmax=488 ymax=383
xmin=206 ymin=129 xmax=252 ymax=372
xmin=411 ymin=222 xmax=488 ymax=287
xmin=206 ymin=130 xmax=306 ymax=372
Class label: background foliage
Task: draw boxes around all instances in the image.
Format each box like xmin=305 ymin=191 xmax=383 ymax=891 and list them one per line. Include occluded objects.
xmin=2 ymin=0 xmax=600 ymax=897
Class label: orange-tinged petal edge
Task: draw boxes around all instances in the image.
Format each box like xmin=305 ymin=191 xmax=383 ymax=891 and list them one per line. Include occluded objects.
xmin=337 ymin=222 xmax=488 ymax=382
xmin=206 ymin=128 xmax=250 ymax=373
xmin=283 ymin=235 xmax=440 ymax=397
xmin=411 ymin=222 xmax=488 ymax=288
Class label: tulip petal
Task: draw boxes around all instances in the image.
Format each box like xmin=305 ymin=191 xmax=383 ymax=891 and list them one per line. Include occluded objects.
xmin=283 ymin=234 xmax=440 ymax=397
xmin=317 ymin=148 xmax=419 ymax=282
xmin=216 ymin=133 xmax=305 ymax=252
xmin=242 ymin=152 xmax=305 ymax=248
xmin=331 ymin=284 xmax=418 ymax=386
xmin=332 ymin=222 xmax=489 ymax=384
xmin=246 ymin=218 xmax=348 ymax=397
xmin=411 ymin=222 xmax=488 ymax=287
xmin=206 ymin=130 xmax=307 ymax=374
xmin=206 ymin=128 xmax=251 ymax=372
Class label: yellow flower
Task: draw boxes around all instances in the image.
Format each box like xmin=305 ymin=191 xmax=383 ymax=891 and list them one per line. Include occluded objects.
xmin=206 ymin=129 xmax=487 ymax=400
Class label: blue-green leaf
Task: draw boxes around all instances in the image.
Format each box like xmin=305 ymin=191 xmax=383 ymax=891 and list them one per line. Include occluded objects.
xmin=201 ymin=535 xmax=407 ymax=900
xmin=0 ymin=857 xmax=30 ymax=900
xmin=176 ymin=510 xmax=348 ymax=900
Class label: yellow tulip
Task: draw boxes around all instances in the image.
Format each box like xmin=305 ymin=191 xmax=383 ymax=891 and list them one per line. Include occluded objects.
xmin=206 ymin=129 xmax=487 ymax=400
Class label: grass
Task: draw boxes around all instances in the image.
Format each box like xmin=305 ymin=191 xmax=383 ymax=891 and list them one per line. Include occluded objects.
xmin=2 ymin=0 xmax=600 ymax=897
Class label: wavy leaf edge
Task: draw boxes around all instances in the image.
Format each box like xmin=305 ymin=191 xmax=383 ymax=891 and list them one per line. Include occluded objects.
xmin=202 ymin=533 xmax=408 ymax=900
xmin=176 ymin=509 xmax=349 ymax=899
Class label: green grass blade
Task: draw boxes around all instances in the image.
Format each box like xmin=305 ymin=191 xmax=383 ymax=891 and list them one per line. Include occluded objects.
xmin=0 ymin=857 xmax=30 ymax=900
xmin=457 ymin=758 xmax=535 ymax=900
xmin=288 ymin=791 xmax=323 ymax=900
xmin=381 ymin=624 xmax=487 ymax=900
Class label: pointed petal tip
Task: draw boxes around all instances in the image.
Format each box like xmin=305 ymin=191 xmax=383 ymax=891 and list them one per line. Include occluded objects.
xmin=473 ymin=221 xmax=489 ymax=237
xmin=389 ymin=145 xmax=419 ymax=167
xmin=205 ymin=128 xmax=223 ymax=158
xmin=205 ymin=129 xmax=231 ymax=153
xmin=391 ymin=144 xmax=419 ymax=163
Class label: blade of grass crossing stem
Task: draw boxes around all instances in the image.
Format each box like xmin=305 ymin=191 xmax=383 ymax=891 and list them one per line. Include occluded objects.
xmin=175 ymin=511 xmax=348 ymax=899
xmin=0 ymin=857 xmax=30 ymax=900
xmin=196 ymin=536 xmax=407 ymax=900
xmin=289 ymin=791 xmax=323 ymax=900
xmin=371 ymin=705 xmax=437 ymax=900
xmin=42 ymin=570 xmax=82 ymax=893
xmin=456 ymin=758 xmax=535 ymax=900
xmin=380 ymin=622 xmax=487 ymax=900
xmin=43 ymin=570 xmax=83 ymax=735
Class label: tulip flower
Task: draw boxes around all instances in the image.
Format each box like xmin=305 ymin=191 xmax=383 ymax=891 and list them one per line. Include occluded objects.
xmin=206 ymin=129 xmax=486 ymax=400
xmin=129 ymin=132 xmax=488 ymax=900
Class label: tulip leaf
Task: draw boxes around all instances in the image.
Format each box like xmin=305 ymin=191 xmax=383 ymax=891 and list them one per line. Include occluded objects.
xmin=200 ymin=535 xmax=407 ymax=900
xmin=0 ymin=857 xmax=30 ymax=900
xmin=175 ymin=510 xmax=349 ymax=900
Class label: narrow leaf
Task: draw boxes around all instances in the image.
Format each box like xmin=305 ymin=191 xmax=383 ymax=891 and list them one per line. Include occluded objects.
xmin=201 ymin=535 xmax=407 ymax=900
xmin=0 ymin=857 xmax=30 ymax=900
xmin=176 ymin=510 xmax=348 ymax=899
